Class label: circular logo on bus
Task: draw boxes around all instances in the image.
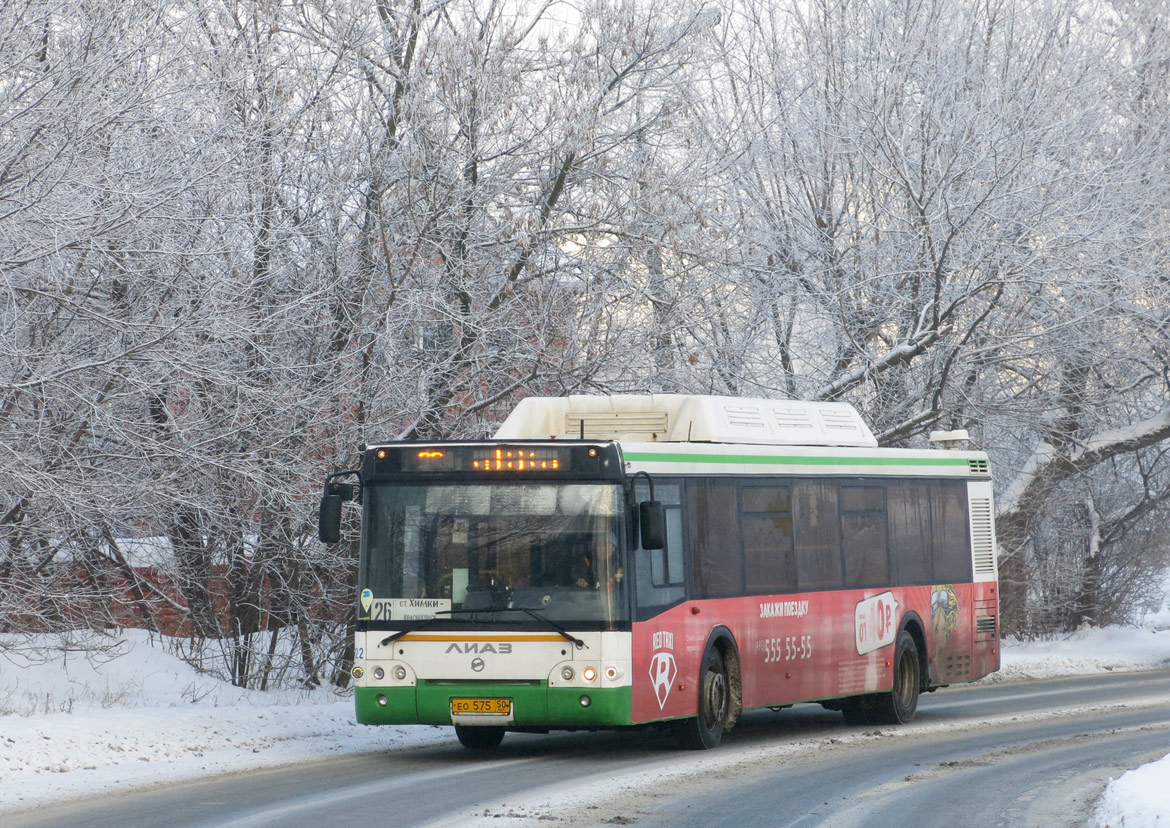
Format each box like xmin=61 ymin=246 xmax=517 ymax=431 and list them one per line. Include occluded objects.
xmin=471 ymin=658 xmax=485 ymax=672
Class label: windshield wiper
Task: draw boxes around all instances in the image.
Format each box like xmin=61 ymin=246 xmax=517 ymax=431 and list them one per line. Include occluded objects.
xmin=378 ymin=615 xmax=473 ymax=647
xmin=430 ymin=606 xmax=587 ymax=650
xmin=515 ymin=607 xmax=587 ymax=649
xmin=379 ymin=607 xmax=587 ymax=650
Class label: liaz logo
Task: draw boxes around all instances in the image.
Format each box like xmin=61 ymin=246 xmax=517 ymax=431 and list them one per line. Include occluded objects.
xmin=649 ymin=630 xmax=677 ymax=710
xmin=445 ymin=642 xmax=513 ymax=654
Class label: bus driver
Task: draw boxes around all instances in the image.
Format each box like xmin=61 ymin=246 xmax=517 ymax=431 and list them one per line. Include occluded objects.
xmin=574 ymin=533 xmax=620 ymax=589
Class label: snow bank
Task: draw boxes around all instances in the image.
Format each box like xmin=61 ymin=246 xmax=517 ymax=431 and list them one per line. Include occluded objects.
xmin=0 ymin=631 xmax=449 ymax=810
xmin=1090 ymin=576 xmax=1170 ymax=828
xmin=1095 ymin=753 xmax=1170 ymax=828
xmin=995 ymin=625 xmax=1170 ymax=681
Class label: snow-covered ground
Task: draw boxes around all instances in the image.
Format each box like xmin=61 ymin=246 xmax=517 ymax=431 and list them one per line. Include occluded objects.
xmin=2 ymin=596 xmax=1168 ymax=825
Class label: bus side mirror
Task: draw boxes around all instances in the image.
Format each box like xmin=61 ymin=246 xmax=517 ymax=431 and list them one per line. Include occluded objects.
xmin=318 ymin=495 xmax=343 ymax=543
xmin=639 ymin=501 xmax=666 ymax=550
xmin=318 ymin=481 xmax=356 ymax=544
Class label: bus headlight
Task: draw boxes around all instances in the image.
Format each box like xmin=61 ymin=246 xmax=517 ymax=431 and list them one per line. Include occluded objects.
xmin=582 ymin=666 xmax=597 ymax=682
xmin=561 ymin=666 xmax=575 ymax=681
xmin=373 ymin=666 xmax=385 ymax=681
xmin=351 ymin=666 xmax=364 ymax=679
xmin=393 ymin=665 xmax=407 ymax=681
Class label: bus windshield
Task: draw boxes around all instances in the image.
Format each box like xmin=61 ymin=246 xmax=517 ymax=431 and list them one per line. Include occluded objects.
xmin=360 ymin=482 xmax=626 ymax=625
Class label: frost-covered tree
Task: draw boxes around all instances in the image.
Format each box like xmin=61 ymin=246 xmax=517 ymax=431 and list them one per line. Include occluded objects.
xmin=629 ymin=0 xmax=1170 ymax=633
xmin=1 ymin=1 xmax=212 ymax=634
xmin=4 ymin=0 xmax=1170 ymax=668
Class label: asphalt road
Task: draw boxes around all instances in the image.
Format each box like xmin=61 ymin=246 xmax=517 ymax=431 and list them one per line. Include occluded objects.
xmin=6 ymin=670 xmax=1169 ymax=828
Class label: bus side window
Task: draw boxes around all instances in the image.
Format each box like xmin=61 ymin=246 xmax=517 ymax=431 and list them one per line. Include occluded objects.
xmin=932 ymin=480 xmax=972 ymax=582
xmin=741 ymin=483 xmax=796 ymax=594
xmin=793 ymin=480 xmax=843 ymax=591
xmin=687 ymin=478 xmax=742 ymax=597
xmin=652 ymin=507 xmax=684 ymax=587
xmin=888 ymin=480 xmax=933 ymax=585
xmin=634 ymin=481 xmax=684 ymax=616
xmin=840 ymin=483 xmax=889 ymax=588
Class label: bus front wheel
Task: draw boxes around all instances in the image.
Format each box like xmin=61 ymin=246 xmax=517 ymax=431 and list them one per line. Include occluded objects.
xmin=675 ymin=647 xmax=730 ymax=750
xmin=455 ymin=725 xmax=505 ymax=750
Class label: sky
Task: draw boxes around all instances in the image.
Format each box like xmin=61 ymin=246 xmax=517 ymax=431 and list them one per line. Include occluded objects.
xmin=1 ymin=593 xmax=1168 ymax=827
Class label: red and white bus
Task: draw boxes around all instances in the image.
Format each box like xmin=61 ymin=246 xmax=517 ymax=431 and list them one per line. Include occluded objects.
xmin=318 ymin=395 xmax=999 ymax=749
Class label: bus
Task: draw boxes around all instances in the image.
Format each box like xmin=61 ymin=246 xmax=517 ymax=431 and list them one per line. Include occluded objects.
xmin=318 ymin=395 xmax=999 ymax=750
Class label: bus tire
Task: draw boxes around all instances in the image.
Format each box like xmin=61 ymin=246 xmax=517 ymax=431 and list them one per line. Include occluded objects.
xmin=870 ymin=630 xmax=921 ymax=725
xmin=455 ymin=725 xmax=505 ymax=750
xmin=675 ymin=647 xmax=730 ymax=750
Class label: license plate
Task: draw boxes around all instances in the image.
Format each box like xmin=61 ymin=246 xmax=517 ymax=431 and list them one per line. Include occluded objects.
xmin=450 ymin=697 xmax=512 ymax=716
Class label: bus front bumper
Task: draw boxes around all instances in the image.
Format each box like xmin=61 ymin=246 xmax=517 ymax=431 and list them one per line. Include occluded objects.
xmin=355 ymin=681 xmax=631 ymax=729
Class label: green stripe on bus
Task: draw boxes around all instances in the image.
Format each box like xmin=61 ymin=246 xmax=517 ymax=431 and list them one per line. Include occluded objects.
xmin=621 ymin=452 xmax=970 ymax=467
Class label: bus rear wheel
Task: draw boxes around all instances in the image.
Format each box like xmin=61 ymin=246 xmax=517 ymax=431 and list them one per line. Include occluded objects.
xmin=675 ymin=648 xmax=729 ymax=750
xmin=869 ymin=630 xmax=921 ymax=725
xmin=455 ymin=725 xmax=505 ymax=750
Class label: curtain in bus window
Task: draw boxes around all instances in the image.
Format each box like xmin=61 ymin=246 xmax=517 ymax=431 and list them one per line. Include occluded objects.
xmin=932 ymin=480 xmax=973 ymax=582
xmin=741 ymin=483 xmax=796 ymax=594
xmin=840 ymin=484 xmax=889 ymax=588
xmin=887 ymin=481 xmax=933 ymax=585
xmin=793 ymin=480 xmax=843 ymax=590
xmin=686 ymin=479 xmax=743 ymax=597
